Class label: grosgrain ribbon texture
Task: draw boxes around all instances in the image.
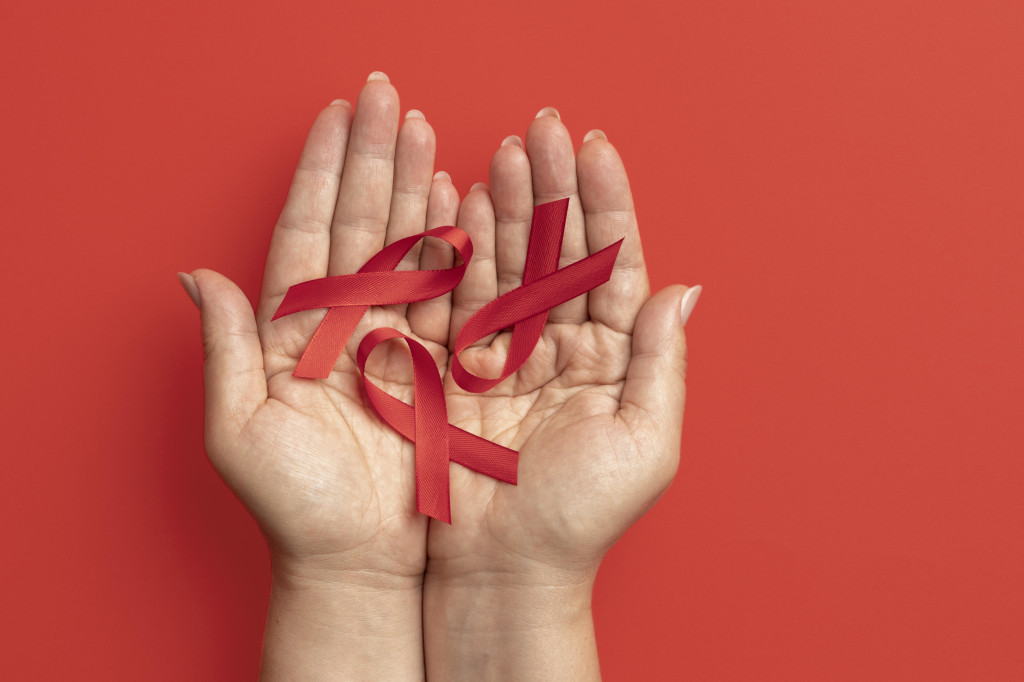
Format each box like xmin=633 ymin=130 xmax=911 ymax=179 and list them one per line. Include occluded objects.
xmin=272 ymin=198 xmax=622 ymax=522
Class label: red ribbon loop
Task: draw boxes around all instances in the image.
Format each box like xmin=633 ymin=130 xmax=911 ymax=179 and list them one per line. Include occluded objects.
xmin=451 ymin=198 xmax=624 ymax=393
xmin=272 ymin=198 xmax=621 ymax=523
xmin=272 ymin=225 xmax=472 ymax=378
xmin=357 ymin=328 xmax=518 ymax=524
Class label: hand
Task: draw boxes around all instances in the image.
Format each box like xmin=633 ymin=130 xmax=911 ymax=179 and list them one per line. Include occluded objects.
xmin=184 ymin=72 xmax=457 ymax=679
xmin=424 ymin=110 xmax=698 ymax=679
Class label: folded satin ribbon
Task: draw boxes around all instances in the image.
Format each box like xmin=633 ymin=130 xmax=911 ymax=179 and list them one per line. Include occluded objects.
xmin=272 ymin=225 xmax=472 ymax=378
xmin=451 ymin=198 xmax=623 ymax=393
xmin=272 ymin=198 xmax=622 ymax=522
xmin=356 ymin=327 xmax=517 ymax=523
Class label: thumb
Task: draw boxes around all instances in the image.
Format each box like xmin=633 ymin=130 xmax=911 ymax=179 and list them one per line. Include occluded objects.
xmin=182 ymin=269 xmax=267 ymax=443
xmin=619 ymin=284 xmax=702 ymax=457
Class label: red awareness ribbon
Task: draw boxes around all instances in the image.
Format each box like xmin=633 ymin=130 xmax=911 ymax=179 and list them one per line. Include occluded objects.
xmin=272 ymin=198 xmax=622 ymax=523
xmin=451 ymin=198 xmax=623 ymax=393
xmin=272 ymin=225 xmax=472 ymax=378
xmin=356 ymin=328 xmax=517 ymax=524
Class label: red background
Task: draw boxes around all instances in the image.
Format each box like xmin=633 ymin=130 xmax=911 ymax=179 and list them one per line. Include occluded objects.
xmin=2 ymin=0 xmax=1022 ymax=679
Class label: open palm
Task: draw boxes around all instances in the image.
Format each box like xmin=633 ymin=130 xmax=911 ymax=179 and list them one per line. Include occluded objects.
xmin=189 ymin=82 xmax=693 ymax=588
xmin=191 ymin=76 xmax=459 ymax=578
xmin=429 ymin=113 xmax=692 ymax=581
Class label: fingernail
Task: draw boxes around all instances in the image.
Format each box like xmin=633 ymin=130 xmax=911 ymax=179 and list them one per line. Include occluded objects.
xmin=433 ymin=170 xmax=451 ymax=182
xmin=178 ymin=272 xmax=201 ymax=310
xmin=535 ymin=106 xmax=560 ymax=120
xmin=367 ymin=71 xmax=389 ymax=83
xmin=405 ymin=109 xmax=425 ymax=120
xmin=470 ymin=181 xmax=489 ymax=193
xmin=501 ymin=134 xmax=523 ymax=148
xmin=583 ymin=129 xmax=607 ymax=142
xmin=329 ymin=98 xmax=350 ymax=107
xmin=680 ymin=285 xmax=702 ymax=326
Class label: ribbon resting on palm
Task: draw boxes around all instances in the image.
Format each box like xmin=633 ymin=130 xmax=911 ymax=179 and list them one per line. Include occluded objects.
xmin=272 ymin=198 xmax=622 ymax=523
xmin=272 ymin=225 xmax=472 ymax=378
xmin=451 ymin=198 xmax=623 ymax=393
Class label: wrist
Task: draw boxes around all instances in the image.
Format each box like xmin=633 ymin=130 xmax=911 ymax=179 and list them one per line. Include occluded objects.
xmin=271 ymin=548 xmax=424 ymax=592
xmin=424 ymin=539 xmax=602 ymax=588
xmin=423 ymin=560 xmax=600 ymax=681
xmin=260 ymin=552 xmax=425 ymax=681
xmin=424 ymin=567 xmax=596 ymax=633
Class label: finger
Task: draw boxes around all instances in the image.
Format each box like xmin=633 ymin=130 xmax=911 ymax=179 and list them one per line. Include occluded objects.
xmin=577 ymin=131 xmax=651 ymax=333
xmin=407 ymin=171 xmax=460 ymax=345
xmin=448 ymin=184 xmax=498 ymax=351
xmin=490 ymin=135 xmax=534 ymax=297
xmin=329 ymin=72 xmax=400 ymax=275
xmin=191 ymin=269 xmax=268 ymax=458
xmin=384 ymin=109 xmax=436 ymax=316
xmin=258 ymin=100 xmax=352 ymax=326
xmin=618 ymin=286 xmax=695 ymax=472
xmin=525 ymin=108 xmax=589 ymax=324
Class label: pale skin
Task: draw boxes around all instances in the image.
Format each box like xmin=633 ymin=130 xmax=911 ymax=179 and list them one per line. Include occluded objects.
xmin=181 ymin=72 xmax=698 ymax=680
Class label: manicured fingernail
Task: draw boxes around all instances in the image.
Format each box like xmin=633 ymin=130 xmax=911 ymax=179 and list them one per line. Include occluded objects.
xmin=470 ymin=181 xmax=489 ymax=193
xmin=367 ymin=71 xmax=389 ymax=82
xmin=680 ymin=285 xmax=702 ymax=326
xmin=501 ymin=134 xmax=523 ymax=148
xmin=405 ymin=109 xmax=425 ymax=120
xmin=329 ymin=98 xmax=350 ymax=107
xmin=583 ymin=129 xmax=607 ymax=142
xmin=177 ymin=272 xmax=201 ymax=310
xmin=433 ymin=170 xmax=451 ymax=182
xmin=535 ymin=106 xmax=560 ymax=120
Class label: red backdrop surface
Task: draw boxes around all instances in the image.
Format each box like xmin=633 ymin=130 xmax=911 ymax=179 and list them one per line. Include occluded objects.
xmin=2 ymin=0 xmax=1022 ymax=679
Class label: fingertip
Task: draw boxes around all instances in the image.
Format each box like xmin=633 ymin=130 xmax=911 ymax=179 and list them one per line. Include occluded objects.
xmin=191 ymin=268 xmax=267 ymax=438
xmin=488 ymin=143 xmax=532 ymax=210
xmin=621 ymin=284 xmax=691 ymax=432
xmin=190 ymin=267 xmax=211 ymax=294
xmin=177 ymin=271 xmax=200 ymax=310
xmin=428 ymin=173 xmax=460 ymax=218
xmin=397 ymin=109 xmax=435 ymax=148
xmin=462 ymin=184 xmax=495 ymax=220
xmin=320 ymin=99 xmax=353 ymax=121
xmin=190 ymin=267 xmax=219 ymax=290
xmin=190 ymin=269 xmax=254 ymax=320
xmin=526 ymin=110 xmax=571 ymax=147
xmin=634 ymin=285 xmax=690 ymax=347
xmin=355 ymin=74 xmax=400 ymax=115
xmin=680 ymin=285 xmax=702 ymax=327
xmin=457 ymin=183 xmax=496 ymax=230
xmin=576 ymin=133 xmax=625 ymax=174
